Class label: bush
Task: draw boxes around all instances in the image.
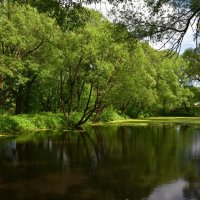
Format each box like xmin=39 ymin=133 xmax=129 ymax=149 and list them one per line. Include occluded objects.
xmin=161 ymin=107 xmax=199 ymax=117
xmin=99 ymin=107 xmax=124 ymax=122
xmin=0 ymin=113 xmax=66 ymax=132
xmin=138 ymin=113 xmax=150 ymax=119
xmin=28 ymin=113 xmax=65 ymax=129
xmin=67 ymin=112 xmax=85 ymax=126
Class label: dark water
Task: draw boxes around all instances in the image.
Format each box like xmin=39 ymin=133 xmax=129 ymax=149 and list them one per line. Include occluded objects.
xmin=0 ymin=124 xmax=200 ymax=200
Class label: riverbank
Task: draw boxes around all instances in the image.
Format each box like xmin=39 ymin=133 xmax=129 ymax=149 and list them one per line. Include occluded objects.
xmin=0 ymin=110 xmax=124 ymax=133
xmin=1 ymin=114 xmax=200 ymax=134
xmin=0 ymin=113 xmax=66 ymax=133
xmin=92 ymin=117 xmax=200 ymax=126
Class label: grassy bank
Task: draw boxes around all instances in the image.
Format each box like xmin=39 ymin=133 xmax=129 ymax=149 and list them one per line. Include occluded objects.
xmin=92 ymin=117 xmax=200 ymax=127
xmin=0 ymin=113 xmax=66 ymax=133
xmin=0 ymin=111 xmax=123 ymax=133
xmin=1 ymin=113 xmax=200 ymax=134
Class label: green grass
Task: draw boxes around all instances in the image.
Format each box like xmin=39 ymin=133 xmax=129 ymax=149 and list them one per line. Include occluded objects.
xmin=0 ymin=113 xmax=66 ymax=133
xmin=98 ymin=107 xmax=125 ymax=122
xmin=92 ymin=117 xmax=200 ymax=127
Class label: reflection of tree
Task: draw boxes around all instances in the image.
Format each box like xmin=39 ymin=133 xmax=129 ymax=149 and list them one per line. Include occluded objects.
xmin=88 ymin=125 xmax=195 ymax=200
xmin=93 ymin=127 xmax=106 ymax=163
xmin=183 ymin=180 xmax=200 ymax=199
xmin=182 ymin=129 xmax=200 ymax=200
xmin=0 ymin=125 xmax=197 ymax=200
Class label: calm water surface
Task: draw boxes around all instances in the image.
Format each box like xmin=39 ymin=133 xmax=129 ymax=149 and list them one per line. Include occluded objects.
xmin=0 ymin=124 xmax=200 ymax=200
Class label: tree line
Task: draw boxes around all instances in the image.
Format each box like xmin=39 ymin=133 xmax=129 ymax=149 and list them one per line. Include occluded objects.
xmin=0 ymin=0 xmax=199 ymax=126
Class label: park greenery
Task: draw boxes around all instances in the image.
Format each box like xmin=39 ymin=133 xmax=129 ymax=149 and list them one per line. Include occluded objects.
xmin=0 ymin=0 xmax=200 ymax=131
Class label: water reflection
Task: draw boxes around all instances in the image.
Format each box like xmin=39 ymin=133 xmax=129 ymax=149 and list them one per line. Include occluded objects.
xmin=190 ymin=130 xmax=200 ymax=159
xmin=0 ymin=125 xmax=199 ymax=199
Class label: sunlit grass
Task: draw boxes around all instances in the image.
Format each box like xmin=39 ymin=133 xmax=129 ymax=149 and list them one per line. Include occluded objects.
xmin=93 ymin=117 xmax=200 ymax=126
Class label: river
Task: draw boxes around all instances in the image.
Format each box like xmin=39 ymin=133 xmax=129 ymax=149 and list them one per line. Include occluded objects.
xmin=0 ymin=124 xmax=200 ymax=200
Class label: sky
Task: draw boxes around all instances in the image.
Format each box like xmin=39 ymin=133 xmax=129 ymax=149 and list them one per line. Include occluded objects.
xmin=88 ymin=2 xmax=196 ymax=54
xmin=180 ymin=25 xmax=196 ymax=53
xmin=150 ymin=23 xmax=196 ymax=54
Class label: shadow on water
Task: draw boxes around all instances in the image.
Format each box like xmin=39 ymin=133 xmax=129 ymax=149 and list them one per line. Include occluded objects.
xmin=0 ymin=124 xmax=200 ymax=199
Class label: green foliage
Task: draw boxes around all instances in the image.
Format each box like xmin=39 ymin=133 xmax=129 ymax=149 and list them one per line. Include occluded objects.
xmin=99 ymin=107 xmax=125 ymax=122
xmin=0 ymin=113 xmax=66 ymax=132
xmin=0 ymin=1 xmax=198 ymax=130
xmin=191 ymin=107 xmax=200 ymax=117
xmin=183 ymin=48 xmax=200 ymax=83
xmin=27 ymin=113 xmax=65 ymax=129
xmin=12 ymin=0 xmax=90 ymax=30
xmin=67 ymin=112 xmax=85 ymax=126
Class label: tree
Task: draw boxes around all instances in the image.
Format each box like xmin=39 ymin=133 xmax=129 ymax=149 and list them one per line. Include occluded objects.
xmin=150 ymin=49 xmax=193 ymax=114
xmin=183 ymin=47 xmax=200 ymax=82
xmin=11 ymin=0 xmax=90 ymax=30
xmin=111 ymin=42 xmax=193 ymax=117
xmin=0 ymin=2 xmax=61 ymax=113
xmin=109 ymin=0 xmax=200 ymax=52
xmin=57 ymin=11 xmax=131 ymax=125
xmin=109 ymin=42 xmax=157 ymax=117
xmin=5 ymin=0 xmax=200 ymax=52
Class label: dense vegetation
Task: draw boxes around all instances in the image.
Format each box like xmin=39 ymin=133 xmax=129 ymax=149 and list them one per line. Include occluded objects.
xmin=0 ymin=0 xmax=200 ymax=130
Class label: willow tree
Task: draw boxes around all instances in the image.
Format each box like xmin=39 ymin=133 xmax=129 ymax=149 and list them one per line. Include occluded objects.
xmin=56 ymin=11 xmax=132 ymax=125
xmin=0 ymin=2 xmax=61 ymax=113
xmin=109 ymin=42 xmax=157 ymax=117
xmin=5 ymin=0 xmax=200 ymax=50
xmin=108 ymin=0 xmax=200 ymax=52
xmin=9 ymin=0 xmax=90 ymax=30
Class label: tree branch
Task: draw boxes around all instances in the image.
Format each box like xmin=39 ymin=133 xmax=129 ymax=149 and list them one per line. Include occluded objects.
xmin=21 ymin=36 xmax=45 ymax=59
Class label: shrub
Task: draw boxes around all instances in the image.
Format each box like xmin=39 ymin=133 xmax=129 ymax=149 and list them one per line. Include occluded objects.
xmin=67 ymin=112 xmax=84 ymax=126
xmin=0 ymin=113 xmax=66 ymax=133
xmin=99 ymin=107 xmax=124 ymax=122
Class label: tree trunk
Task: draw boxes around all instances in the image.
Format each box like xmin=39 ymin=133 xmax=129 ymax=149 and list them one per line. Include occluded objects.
xmin=24 ymin=75 xmax=37 ymax=113
xmin=68 ymin=79 xmax=75 ymax=115
xmin=163 ymin=99 xmax=166 ymax=115
xmin=120 ymin=100 xmax=130 ymax=115
xmin=15 ymin=89 xmax=23 ymax=114
xmin=93 ymin=102 xmax=106 ymax=123
xmin=75 ymin=83 xmax=94 ymax=128
xmin=60 ymin=70 xmax=65 ymax=113
xmin=77 ymin=80 xmax=85 ymax=112
xmin=183 ymin=101 xmax=190 ymax=114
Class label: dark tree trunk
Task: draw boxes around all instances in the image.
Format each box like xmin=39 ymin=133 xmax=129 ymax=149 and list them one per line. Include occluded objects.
xmin=68 ymin=79 xmax=75 ymax=115
xmin=60 ymin=70 xmax=65 ymax=113
xmin=93 ymin=102 xmax=106 ymax=123
xmin=75 ymin=83 xmax=95 ymax=128
xmin=76 ymin=79 xmax=85 ymax=112
xmin=15 ymin=88 xmax=23 ymax=114
xmin=183 ymin=101 xmax=190 ymax=113
xmin=120 ymin=100 xmax=130 ymax=115
xmin=163 ymin=99 xmax=166 ymax=115
xmin=135 ymin=102 xmax=144 ymax=117
xmin=24 ymin=75 xmax=37 ymax=113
